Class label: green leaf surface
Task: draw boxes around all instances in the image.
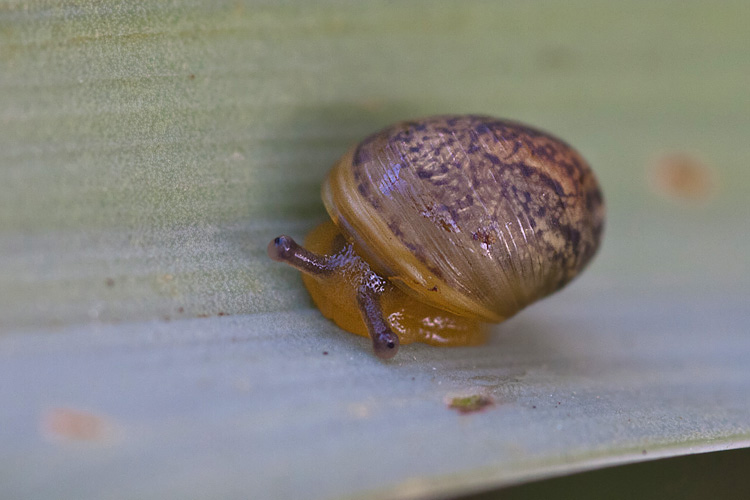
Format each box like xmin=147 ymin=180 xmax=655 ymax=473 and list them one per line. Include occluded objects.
xmin=1 ymin=1 xmax=749 ymax=499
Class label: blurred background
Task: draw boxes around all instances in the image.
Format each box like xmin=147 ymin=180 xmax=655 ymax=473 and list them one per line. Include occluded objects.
xmin=1 ymin=1 xmax=748 ymax=498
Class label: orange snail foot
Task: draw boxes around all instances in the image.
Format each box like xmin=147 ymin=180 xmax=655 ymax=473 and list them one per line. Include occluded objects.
xmin=299 ymin=221 xmax=489 ymax=351
xmin=268 ymin=230 xmax=399 ymax=358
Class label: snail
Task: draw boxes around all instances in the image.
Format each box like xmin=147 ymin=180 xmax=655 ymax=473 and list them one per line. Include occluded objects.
xmin=268 ymin=115 xmax=604 ymax=359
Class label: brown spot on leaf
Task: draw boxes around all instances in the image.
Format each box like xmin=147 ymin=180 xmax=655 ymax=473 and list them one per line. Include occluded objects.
xmin=41 ymin=408 xmax=117 ymax=442
xmin=649 ymin=153 xmax=716 ymax=203
xmin=448 ymin=394 xmax=494 ymax=414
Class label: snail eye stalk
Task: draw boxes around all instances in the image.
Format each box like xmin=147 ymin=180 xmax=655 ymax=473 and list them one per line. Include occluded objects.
xmin=267 ymin=235 xmax=334 ymax=276
xmin=356 ymin=286 xmax=399 ymax=359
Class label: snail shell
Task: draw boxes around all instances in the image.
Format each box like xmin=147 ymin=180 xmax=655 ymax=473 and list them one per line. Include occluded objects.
xmin=269 ymin=115 xmax=604 ymax=358
xmin=324 ymin=115 xmax=604 ymax=321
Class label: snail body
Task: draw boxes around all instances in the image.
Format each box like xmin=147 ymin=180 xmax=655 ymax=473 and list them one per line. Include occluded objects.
xmin=269 ymin=115 xmax=604 ymax=359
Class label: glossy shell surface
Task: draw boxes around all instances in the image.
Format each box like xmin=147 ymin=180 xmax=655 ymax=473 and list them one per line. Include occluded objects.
xmin=323 ymin=115 xmax=605 ymax=322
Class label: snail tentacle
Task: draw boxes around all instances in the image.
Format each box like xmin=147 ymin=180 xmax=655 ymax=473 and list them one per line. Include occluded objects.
xmin=267 ymin=235 xmax=336 ymax=276
xmin=356 ymin=284 xmax=400 ymax=359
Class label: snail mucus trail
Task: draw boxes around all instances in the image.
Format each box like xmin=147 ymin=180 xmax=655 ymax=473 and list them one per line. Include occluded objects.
xmin=268 ymin=115 xmax=605 ymax=360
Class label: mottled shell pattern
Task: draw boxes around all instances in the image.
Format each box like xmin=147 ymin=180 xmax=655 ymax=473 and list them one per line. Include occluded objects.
xmin=323 ymin=115 xmax=604 ymax=323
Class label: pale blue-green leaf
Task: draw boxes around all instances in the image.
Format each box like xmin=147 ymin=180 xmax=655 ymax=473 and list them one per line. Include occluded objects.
xmin=1 ymin=1 xmax=748 ymax=499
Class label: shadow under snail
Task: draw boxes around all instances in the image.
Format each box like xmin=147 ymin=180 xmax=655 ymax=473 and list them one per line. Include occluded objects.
xmin=268 ymin=115 xmax=605 ymax=359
